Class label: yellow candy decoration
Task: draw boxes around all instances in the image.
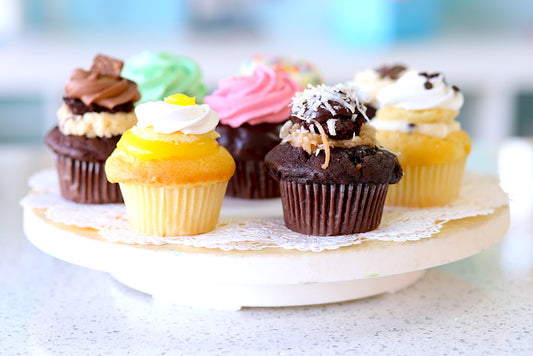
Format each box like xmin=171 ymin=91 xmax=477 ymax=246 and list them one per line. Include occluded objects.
xmin=164 ymin=93 xmax=196 ymax=106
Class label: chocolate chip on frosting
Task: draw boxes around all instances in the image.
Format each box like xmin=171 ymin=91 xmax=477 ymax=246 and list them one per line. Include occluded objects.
xmin=419 ymin=72 xmax=440 ymax=90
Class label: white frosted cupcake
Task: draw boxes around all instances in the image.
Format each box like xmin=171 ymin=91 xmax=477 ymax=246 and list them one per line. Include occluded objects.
xmin=373 ymin=70 xmax=471 ymax=207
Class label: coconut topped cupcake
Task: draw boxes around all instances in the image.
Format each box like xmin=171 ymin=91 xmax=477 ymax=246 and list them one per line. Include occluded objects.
xmin=266 ymin=83 xmax=402 ymax=185
xmin=265 ymin=84 xmax=402 ymax=236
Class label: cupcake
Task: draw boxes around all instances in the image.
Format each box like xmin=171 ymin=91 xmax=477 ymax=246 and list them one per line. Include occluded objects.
xmin=122 ymin=51 xmax=207 ymax=105
xmin=240 ymin=54 xmax=322 ymax=88
xmin=350 ymin=64 xmax=408 ymax=119
xmin=204 ymin=65 xmax=301 ymax=199
xmin=265 ymin=84 xmax=403 ymax=236
xmin=105 ymin=94 xmax=235 ymax=236
xmin=45 ymin=54 xmax=140 ymax=204
xmin=373 ymin=70 xmax=471 ymax=207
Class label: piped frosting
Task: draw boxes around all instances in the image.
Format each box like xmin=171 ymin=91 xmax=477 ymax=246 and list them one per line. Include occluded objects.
xmin=377 ymin=70 xmax=463 ymax=111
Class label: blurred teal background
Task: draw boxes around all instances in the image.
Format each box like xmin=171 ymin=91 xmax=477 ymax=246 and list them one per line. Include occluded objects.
xmin=0 ymin=0 xmax=532 ymax=143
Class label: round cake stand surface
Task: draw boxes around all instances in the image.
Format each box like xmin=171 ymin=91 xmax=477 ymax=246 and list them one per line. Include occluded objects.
xmin=23 ymin=205 xmax=510 ymax=310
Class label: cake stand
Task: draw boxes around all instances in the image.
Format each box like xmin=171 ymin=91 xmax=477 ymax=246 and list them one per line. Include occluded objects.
xmin=23 ymin=198 xmax=510 ymax=310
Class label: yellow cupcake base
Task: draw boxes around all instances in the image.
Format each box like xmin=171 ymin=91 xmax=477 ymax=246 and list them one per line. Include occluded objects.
xmin=386 ymin=158 xmax=467 ymax=207
xmin=119 ymin=182 xmax=228 ymax=236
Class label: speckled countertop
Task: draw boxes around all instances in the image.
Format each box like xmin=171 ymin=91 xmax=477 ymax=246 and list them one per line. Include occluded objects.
xmin=2 ymin=144 xmax=533 ymax=355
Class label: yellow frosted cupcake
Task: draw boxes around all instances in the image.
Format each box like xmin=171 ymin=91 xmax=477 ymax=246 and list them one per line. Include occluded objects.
xmin=373 ymin=71 xmax=471 ymax=207
xmin=105 ymin=94 xmax=235 ymax=236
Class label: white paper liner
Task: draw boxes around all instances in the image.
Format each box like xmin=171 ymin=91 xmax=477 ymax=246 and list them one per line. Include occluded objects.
xmin=21 ymin=169 xmax=509 ymax=252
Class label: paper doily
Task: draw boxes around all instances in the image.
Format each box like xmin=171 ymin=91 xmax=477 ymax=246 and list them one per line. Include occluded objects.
xmin=21 ymin=169 xmax=508 ymax=252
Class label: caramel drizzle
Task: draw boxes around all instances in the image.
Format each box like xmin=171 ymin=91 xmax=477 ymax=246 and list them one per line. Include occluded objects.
xmin=311 ymin=120 xmax=331 ymax=169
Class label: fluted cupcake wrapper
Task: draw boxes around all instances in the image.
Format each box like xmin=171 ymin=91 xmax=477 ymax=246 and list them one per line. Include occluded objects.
xmin=279 ymin=180 xmax=389 ymax=236
xmin=225 ymin=159 xmax=280 ymax=199
xmin=119 ymin=182 xmax=228 ymax=237
xmin=385 ymin=158 xmax=467 ymax=207
xmin=56 ymin=155 xmax=122 ymax=204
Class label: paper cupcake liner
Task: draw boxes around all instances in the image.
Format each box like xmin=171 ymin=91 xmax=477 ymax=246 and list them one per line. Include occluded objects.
xmin=225 ymin=159 xmax=280 ymax=199
xmin=386 ymin=158 xmax=467 ymax=207
xmin=55 ymin=155 xmax=122 ymax=204
xmin=279 ymin=180 xmax=389 ymax=236
xmin=119 ymin=182 xmax=228 ymax=236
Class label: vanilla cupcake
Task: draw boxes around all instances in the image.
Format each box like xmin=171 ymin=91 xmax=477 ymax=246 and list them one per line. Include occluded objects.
xmin=374 ymin=70 xmax=471 ymax=207
xmin=105 ymin=94 xmax=235 ymax=236
xmin=350 ymin=64 xmax=408 ymax=119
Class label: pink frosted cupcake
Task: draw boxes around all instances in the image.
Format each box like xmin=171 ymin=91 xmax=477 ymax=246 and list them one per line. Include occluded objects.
xmin=204 ymin=65 xmax=301 ymax=199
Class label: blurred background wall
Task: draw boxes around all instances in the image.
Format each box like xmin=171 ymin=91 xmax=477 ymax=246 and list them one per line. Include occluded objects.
xmin=0 ymin=0 xmax=532 ymax=143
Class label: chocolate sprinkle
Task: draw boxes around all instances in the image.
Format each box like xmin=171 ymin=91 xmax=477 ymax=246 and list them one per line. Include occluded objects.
xmin=419 ymin=72 xmax=440 ymax=90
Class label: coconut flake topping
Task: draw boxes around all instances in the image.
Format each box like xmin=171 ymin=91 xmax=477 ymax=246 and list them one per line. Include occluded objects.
xmin=290 ymin=83 xmax=370 ymax=123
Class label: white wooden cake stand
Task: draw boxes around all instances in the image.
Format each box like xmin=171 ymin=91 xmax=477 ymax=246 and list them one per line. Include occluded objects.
xmin=23 ymin=199 xmax=510 ymax=310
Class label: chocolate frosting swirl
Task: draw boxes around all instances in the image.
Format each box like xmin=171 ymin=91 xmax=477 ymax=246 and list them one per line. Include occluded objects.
xmin=65 ymin=69 xmax=140 ymax=110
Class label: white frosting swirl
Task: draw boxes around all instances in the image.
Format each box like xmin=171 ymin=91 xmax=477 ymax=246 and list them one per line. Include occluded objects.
xmin=134 ymin=101 xmax=219 ymax=134
xmin=350 ymin=69 xmax=396 ymax=106
xmin=371 ymin=118 xmax=461 ymax=138
xmin=377 ymin=70 xmax=463 ymax=111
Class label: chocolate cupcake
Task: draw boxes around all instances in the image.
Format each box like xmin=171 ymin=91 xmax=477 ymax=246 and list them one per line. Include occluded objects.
xmin=45 ymin=54 xmax=140 ymax=204
xmin=204 ymin=65 xmax=301 ymax=199
xmin=265 ymin=84 xmax=402 ymax=236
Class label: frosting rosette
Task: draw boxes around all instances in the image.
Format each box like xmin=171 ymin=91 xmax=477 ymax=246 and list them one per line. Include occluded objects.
xmin=122 ymin=51 xmax=207 ymax=105
xmin=134 ymin=100 xmax=218 ymax=135
xmin=377 ymin=70 xmax=463 ymax=111
xmin=204 ymin=65 xmax=301 ymax=128
xmin=65 ymin=69 xmax=140 ymax=110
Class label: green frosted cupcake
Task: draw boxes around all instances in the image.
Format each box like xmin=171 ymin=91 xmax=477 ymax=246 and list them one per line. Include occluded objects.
xmin=122 ymin=51 xmax=207 ymax=104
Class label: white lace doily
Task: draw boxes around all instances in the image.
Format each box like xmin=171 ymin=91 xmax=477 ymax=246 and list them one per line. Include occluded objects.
xmin=21 ymin=169 xmax=508 ymax=252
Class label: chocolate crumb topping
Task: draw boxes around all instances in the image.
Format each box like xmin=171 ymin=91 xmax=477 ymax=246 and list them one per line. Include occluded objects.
xmin=375 ymin=64 xmax=407 ymax=80
xmin=452 ymin=85 xmax=460 ymax=92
